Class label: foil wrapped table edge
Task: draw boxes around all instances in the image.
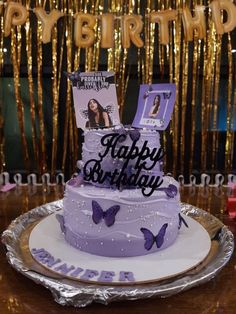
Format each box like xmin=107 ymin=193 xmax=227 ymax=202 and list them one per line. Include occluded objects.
xmin=1 ymin=200 xmax=234 ymax=307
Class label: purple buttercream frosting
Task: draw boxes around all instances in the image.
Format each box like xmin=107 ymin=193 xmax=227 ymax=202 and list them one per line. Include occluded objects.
xmin=59 ymin=127 xmax=182 ymax=258
xmin=62 ymin=176 xmax=180 ymax=257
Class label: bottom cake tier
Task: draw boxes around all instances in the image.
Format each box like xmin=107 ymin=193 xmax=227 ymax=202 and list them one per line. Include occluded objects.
xmin=60 ymin=176 xmax=181 ymax=257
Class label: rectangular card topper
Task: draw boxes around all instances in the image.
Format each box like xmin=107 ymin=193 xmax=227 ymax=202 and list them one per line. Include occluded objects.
xmin=72 ymin=71 xmax=120 ymax=130
xmin=132 ymin=84 xmax=176 ymax=130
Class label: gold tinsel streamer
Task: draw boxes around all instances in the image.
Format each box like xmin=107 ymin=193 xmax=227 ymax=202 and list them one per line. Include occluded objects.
xmin=144 ymin=1 xmax=151 ymax=84
xmin=0 ymin=11 xmax=5 ymax=172
xmin=212 ymin=34 xmax=222 ymax=173
xmin=62 ymin=0 xmax=72 ymax=173
xmin=189 ymin=38 xmax=199 ymax=175
xmin=36 ymin=6 xmax=47 ymax=174
xmin=51 ymin=0 xmax=59 ymax=177
xmin=202 ymin=9 xmax=215 ymax=172
xmin=11 ymin=26 xmax=30 ymax=170
xmin=72 ymin=0 xmax=80 ymax=167
xmin=180 ymin=40 xmax=189 ymax=175
xmin=225 ymin=33 xmax=233 ymax=173
xmin=25 ymin=9 xmax=39 ymax=172
xmin=172 ymin=0 xmax=182 ymax=177
xmin=118 ymin=1 xmax=128 ymax=118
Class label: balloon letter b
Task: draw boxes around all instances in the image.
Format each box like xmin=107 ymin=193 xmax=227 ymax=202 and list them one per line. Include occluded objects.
xmin=74 ymin=13 xmax=96 ymax=48
xmin=121 ymin=15 xmax=144 ymax=48
xmin=182 ymin=6 xmax=206 ymax=41
xmin=4 ymin=1 xmax=28 ymax=37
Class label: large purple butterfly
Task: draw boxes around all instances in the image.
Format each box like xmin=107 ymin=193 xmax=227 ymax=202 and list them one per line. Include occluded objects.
xmin=92 ymin=201 xmax=120 ymax=227
xmin=140 ymin=223 xmax=168 ymax=251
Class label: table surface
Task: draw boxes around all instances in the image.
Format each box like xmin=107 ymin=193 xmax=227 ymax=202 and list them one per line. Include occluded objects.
xmin=0 ymin=185 xmax=235 ymax=313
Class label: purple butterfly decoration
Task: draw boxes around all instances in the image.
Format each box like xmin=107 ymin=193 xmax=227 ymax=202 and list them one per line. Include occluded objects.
xmin=92 ymin=200 xmax=120 ymax=227
xmin=68 ymin=172 xmax=84 ymax=187
xmin=65 ymin=68 xmax=81 ymax=86
xmin=140 ymin=223 xmax=168 ymax=250
xmin=129 ymin=129 xmax=141 ymax=141
xmin=116 ymin=128 xmax=141 ymax=142
xmin=178 ymin=213 xmax=189 ymax=230
xmin=56 ymin=214 xmax=66 ymax=233
xmin=156 ymin=184 xmax=178 ymax=198
xmin=143 ymin=85 xmax=153 ymax=99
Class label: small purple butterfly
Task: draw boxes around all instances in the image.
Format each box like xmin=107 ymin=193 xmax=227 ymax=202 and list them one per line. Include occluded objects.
xmin=129 ymin=129 xmax=141 ymax=141
xmin=116 ymin=128 xmax=141 ymax=142
xmin=68 ymin=172 xmax=84 ymax=187
xmin=178 ymin=213 xmax=189 ymax=229
xmin=65 ymin=68 xmax=81 ymax=84
xmin=92 ymin=200 xmax=120 ymax=227
xmin=140 ymin=223 xmax=168 ymax=251
xmin=56 ymin=214 xmax=66 ymax=233
xmin=156 ymin=184 xmax=178 ymax=198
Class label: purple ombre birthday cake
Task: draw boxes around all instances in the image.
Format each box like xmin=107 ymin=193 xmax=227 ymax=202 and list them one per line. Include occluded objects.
xmin=58 ymin=126 xmax=183 ymax=257
xmin=55 ymin=74 xmax=185 ymax=258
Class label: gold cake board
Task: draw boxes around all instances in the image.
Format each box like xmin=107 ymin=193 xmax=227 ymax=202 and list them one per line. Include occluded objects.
xmin=20 ymin=211 xmax=217 ymax=285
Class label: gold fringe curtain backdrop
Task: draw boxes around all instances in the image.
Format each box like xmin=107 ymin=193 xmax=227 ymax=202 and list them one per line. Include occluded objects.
xmin=0 ymin=0 xmax=236 ymax=180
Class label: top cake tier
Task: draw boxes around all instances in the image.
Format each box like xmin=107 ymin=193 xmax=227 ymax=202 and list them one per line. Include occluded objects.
xmin=78 ymin=126 xmax=164 ymax=189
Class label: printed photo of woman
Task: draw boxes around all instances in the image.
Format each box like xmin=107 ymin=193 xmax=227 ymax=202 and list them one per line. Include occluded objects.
xmin=148 ymin=94 xmax=161 ymax=118
xmin=86 ymin=98 xmax=112 ymax=128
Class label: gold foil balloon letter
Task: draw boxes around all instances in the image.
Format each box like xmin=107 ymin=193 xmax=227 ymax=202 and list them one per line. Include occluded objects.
xmin=34 ymin=7 xmax=64 ymax=44
xmin=182 ymin=6 xmax=206 ymax=41
xmin=101 ymin=14 xmax=114 ymax=48
xmin=210 ymin=0 xmax=236 ymax=34
xmin=4 ymin=1 xmax=28 ymax=37
xmin=74 ymin=13 xmax=96 ymax=48
xmin=151 ymin=9 xmax=178 ymax=45
xmin=121 ymin=15 xmax=144 ymax=48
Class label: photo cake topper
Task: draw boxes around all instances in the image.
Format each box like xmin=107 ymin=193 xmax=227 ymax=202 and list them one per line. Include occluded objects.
xmin=71 ymin=70 xmax=120 ymax=130
xmin=132 ymin=84 xmax=176 ymax=130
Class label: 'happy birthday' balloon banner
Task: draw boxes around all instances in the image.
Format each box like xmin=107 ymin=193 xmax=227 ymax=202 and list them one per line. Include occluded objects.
xmin=1 ymin=0 xmax=236 ymax=46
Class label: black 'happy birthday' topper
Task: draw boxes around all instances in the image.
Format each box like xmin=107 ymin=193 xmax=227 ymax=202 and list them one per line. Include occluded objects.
xmin=83 ymin=131 xmax=165 ymax=197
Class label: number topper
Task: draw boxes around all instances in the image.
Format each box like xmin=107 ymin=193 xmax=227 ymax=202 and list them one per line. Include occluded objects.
xmin=132 ymin=84 xmax=176 ymax=130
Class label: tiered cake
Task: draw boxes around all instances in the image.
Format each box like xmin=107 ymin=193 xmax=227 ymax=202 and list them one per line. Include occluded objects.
xmin=59 ymin=126 xmax=182 ymax=257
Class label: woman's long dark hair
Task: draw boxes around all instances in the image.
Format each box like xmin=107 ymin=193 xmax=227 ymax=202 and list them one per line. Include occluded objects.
xmin=152 ymin=95 xmax=161 ymax=115
xmin=87 ymin=99 xmax=112 ymax=128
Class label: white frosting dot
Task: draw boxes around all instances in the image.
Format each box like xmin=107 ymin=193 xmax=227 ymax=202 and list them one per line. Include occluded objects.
xmin=101 ymin=242 xmax=103 ymax=245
